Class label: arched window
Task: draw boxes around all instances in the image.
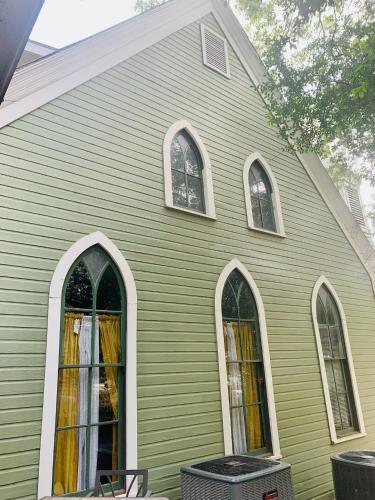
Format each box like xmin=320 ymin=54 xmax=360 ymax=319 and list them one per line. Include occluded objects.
xmin=243 ymin=153 xmax=284 ymax=236
xmin=221 ymin=269 xmax=271 ymax=454
xmin=163 ymin=120 xmax=216 ymax=219
xmin=312 ymin=277 xmax=365 ymax=443
xmin=171 ymin=130 xmax=205 ymax=212
xmin=53 ymin=245 xmax=126 ymax=496
xmin=249 ymin=161 xmax=275 ymax=232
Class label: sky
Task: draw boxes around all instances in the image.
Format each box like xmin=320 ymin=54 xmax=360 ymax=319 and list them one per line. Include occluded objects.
xmin=31 ymin=0 xmax=137 ymax=48
xmin=30 ymin=0 xmax=374 ymax=220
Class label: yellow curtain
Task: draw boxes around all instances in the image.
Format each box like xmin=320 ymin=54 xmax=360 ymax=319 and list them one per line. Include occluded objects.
xmin=99 ymin=315 xmax=120 ymax=469
xmin=224 ymin=321 xmax=262 ymax=450
xmin=53 ymin=313 xmax=82 ymax=495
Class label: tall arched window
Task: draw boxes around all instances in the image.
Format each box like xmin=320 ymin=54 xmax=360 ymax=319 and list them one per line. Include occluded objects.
xmin=171 ymin=130 xmax=205 ymax=213
xmin=222 ymin=269 xmax=270 ymax=454
xmin=53 ymin=245 xmax=126 ymax=496
xmin=243 ymin=153 xmax=284 ymax=236
xmin=312 ymin=277 xmax=365 ymax=443
xmin=249 ymin=161 xmax=275 ymax=232
xmin=163 ymin=120 xmax=216 ymax=219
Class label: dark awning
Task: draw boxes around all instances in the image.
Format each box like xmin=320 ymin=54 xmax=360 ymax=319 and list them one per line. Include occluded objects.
xmin=0 ymin=0 xmax=45 ymax=104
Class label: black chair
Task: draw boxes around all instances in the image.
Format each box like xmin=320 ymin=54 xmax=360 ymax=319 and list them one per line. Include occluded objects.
xmin=93 ymin=469 xmax=151 ymax=497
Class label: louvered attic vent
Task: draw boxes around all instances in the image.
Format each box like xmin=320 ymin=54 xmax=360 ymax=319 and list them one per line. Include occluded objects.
xmin=201 ymin=24 xmax=230 ymax=78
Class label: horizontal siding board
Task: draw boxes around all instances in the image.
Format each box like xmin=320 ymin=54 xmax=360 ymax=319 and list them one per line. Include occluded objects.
xmin=0 ymin=12 xmax=374 ymax=500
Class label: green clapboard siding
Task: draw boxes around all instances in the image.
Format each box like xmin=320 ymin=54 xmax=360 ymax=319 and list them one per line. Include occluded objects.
xmin=0 ymin=13 xmax=375 ymax=500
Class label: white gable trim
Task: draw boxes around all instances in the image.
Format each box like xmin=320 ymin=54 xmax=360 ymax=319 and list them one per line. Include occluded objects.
xmin=163 ymin=119 xmax=216 ymax=219
xmin=215 ymin=259 xmax=281 ymax=458
xmin=243 ymin=152 xmax=285 ymax=237
xmin=311 ymin=276 xmax=366 ymax=444
xmin=37 ymin=232 xmax=137 ymax=499
xmin=0 ymin=0 xmax=212 ymax=126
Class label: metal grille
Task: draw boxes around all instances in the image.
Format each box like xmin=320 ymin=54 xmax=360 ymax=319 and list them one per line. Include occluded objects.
xmin=332 ymin=452 xmax=375 ymax=500
xmin=181 ymin=474 xmax=231 ymax=500
xmin=201 ymin=24 xmax=230 ymax=77
xmin=192 ymin=455 xmax=276 ymax=476
xmin=346 ymin=187 xmax=366 ymax=226
xmin=181 ymin=459 xmax=294 ymax=500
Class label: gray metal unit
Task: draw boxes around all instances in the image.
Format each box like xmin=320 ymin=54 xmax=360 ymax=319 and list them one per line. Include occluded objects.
xmin=332 ymin=451 xmax=375 ymax=500
xmin=181 ymin=455 xmax=294 ymax=500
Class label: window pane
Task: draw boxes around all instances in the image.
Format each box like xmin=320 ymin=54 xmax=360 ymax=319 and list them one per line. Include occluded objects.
xmin=259 ymin=198 xmax=276 ymax=232
xmin=333 ymin=360 xmax=353 ymax=429
xmin=97 ymin=266 xmax=121 ymax=310
xmin=329 ymin=325 xmax=345 ymax=358
xmin=83 ymin=247 xmax=109 ymax=286
xmin=172 ymin=170 xmax=187 ymax=207
xmin=245 ymin=403 xmax=264 ymax=450
xmin=222 ymin=283 xmax=237 ymax=319
xmin=319 ymin=325 xmax=332 ymax=358
xmin=227 ymin=362 xmax=243 ymax=407
xmin=317 ymin=296 xmax=327 ymax=325
xmin=187 ymin=175 xmax=204 ymax=212
xmin=251 ymin=196 xmax=262 ymax=227
xmin=65 ymin=262 xmax=93 ymax=309
xmin=238 ymin=323 xmax=260 ymax=361
xmin=99 ymin=315 xmax=121 ymax=364
xmin=171 ymin=136 xmax=185 ymax=172
xmin=53 ymin=428 xmax=81 ymax=495
xmin=238 ymin=286 xmax=256 ymax=320
xmin=95 ymin=423 xmax=118 ymax=472
xmin=185 ymin=146 xmax=201 ymax=177
xmin=325 ymin=360 xmax=342 ymax=429
xmin=231 ymin=407 xmax=247 ymax=454
xmin=242 ymin=362 xmax=260 ymax=405
xmin=56 ymin=368 xmax=87 ymax=428
xmin=61 ymin=314 xmax=93 ymax=365
xmin=92 ymin=367 xmax=119 ymax=424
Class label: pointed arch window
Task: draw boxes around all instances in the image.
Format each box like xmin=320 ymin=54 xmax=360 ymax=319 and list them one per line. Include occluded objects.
xmin=222 ymin=269 xmax=271 ymax=454
xmin=249 ymin=161 xmax=275 ymax=232
xmin=312 ymin=278 xmax=365 ymax=443
xmin=243 ymin=154 xmax=284 ymax=236
xmin=171 ymin=130 xmax=205 ymax=212
xmin=163 ymin=120 xmax=216 ymax=219
xmin=53 ymin=245 xmax=126 ymax=496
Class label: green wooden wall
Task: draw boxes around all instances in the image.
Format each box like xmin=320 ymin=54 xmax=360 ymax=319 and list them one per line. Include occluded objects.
xmin=0 ymin=13 xmax=374 ymax=500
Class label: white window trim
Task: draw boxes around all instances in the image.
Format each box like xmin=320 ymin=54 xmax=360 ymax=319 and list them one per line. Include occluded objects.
xmin=37 ymin=231 xmax=138 ymax=499
xmin=200 ymin=23 xmax=231 ymax=79
xmin=311 ymin=276 xmax=366 ymax=444
xmin=215 ymin=259 xmax=281 ymax=458
xmin=163 ymin=119 xmax=216 ymax=219
xmin=243 ymin=152 xmax=285 ymax=237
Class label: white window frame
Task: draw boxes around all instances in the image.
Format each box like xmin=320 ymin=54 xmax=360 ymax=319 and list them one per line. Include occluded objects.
xmin=200 ymin=24 xmax=231 ymax=79
xmin=243 ymin=152 xmax=285 ymax=237
xmin=37 ymin=231 xmax=138 ymax=499
xmin=215 ymin=258 xmax=281 ymax=458
xmin=311 ymin=276 xmax=366 ymax=444
xmin=163 ymin=119 xmax=216 ymax=219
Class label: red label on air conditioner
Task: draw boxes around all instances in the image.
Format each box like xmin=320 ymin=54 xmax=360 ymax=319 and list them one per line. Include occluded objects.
xmin=263 ymin=490 xmax=278 ymax=500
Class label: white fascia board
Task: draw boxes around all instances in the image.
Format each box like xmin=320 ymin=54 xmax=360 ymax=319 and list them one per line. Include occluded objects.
xmin=25 ymin=40 xmax=55 ymax=56
xmin=211 ymin=0 xmax=375 ymax=293
xmin=0 ymin=0 xmax=212 ymax=127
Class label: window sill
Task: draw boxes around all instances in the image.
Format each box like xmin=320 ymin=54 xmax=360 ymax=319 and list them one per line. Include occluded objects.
xmin=332 ymin=431 xmax=367 ymax=444
xmin=248 ymin=225 xmax=285 ymax=238
xmin=166 ymin=204 xmax=217 ymax=220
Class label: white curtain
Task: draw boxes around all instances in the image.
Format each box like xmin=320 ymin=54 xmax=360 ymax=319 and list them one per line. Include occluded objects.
xmin=225 ymin=322 xmax=247 ymax=454
xmin=77 ymin=316 xmax=99 ymax=491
